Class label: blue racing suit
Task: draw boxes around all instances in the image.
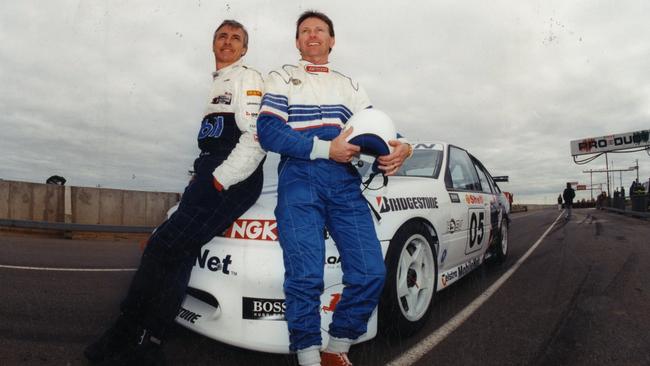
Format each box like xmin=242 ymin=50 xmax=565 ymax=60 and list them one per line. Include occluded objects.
xmin=257 ymin=60 xmax=386 ymax=352
xmin=120 ymin=59 xmax=266 ymax=339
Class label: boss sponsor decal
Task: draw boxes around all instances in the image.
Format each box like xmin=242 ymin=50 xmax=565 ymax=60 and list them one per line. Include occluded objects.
xmin=224 ymin=219 xmax=278 ymax=241
xmin=211 ymin=92 xmax=232 ymax=105
xmin=242 ymin=297 xmax=286 ymax=321
xmin=177 ymin=307 xmax=202 ymax=324
xmin=194 ymin=249 xmax=234 ymax=275
xmin=440 ymin=269 xmax=458 ymax=287
xmin=246 ymin=90 xmax=262 ymax=96
xmin=449 ymin=192 xmax=460 ymax=203
xmin=465 ymin=194 xmax=484 ymax=205
xmin=457 ymin=257 xmax=480 ymax=278
xmin=376 ymin=196 xmax=438 ymax=213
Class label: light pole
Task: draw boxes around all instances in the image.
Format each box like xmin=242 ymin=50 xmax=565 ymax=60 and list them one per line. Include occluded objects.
xmin=590 ymin=169 xmax=593 ymax=200
xmin=605 ymin=153 xmax=610 ymax=198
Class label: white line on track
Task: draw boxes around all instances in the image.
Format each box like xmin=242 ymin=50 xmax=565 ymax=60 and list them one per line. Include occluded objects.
xmin=387 ymin=211 xmax=564 ymax=366
xmin=0 ymin=264 xmax=136 ymax=272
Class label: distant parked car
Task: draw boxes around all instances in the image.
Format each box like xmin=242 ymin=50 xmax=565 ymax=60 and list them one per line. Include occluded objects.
xmin=173 ymin=141 xmax=511 ymax=353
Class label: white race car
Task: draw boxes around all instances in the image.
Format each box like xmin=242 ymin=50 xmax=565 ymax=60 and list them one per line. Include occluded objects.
xmin=174 ymin=141 xmax=511 ymax=353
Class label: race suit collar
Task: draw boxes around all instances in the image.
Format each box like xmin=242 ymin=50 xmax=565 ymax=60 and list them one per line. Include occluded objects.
xmin=299 ymin=59 xmax=330 ymax=74
xmin=213 ymin=58 xmax=243 ymax=79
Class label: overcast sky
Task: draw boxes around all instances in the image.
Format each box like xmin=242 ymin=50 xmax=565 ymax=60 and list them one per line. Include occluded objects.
xmin=1 ymin=0 xmax=649 ymax=204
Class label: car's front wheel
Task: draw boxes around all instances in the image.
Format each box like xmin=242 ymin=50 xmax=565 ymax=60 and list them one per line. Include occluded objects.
xmin=379 ymin=221 xmax=437 ymax=337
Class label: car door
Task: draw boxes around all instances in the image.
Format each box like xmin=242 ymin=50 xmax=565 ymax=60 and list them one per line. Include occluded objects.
xmin=443 ymin=146 xmax=487 ymax=268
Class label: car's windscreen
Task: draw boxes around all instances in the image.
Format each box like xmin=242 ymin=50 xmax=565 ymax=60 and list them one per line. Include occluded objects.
xmin=356 ymin=144 xmax=443 ymax=178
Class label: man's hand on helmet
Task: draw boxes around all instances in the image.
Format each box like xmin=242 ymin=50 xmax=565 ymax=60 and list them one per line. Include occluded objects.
xmin=377 ymin=140 xmax=410 ymax=176
xmin=330 ymin=127 xmax=361 ymax=163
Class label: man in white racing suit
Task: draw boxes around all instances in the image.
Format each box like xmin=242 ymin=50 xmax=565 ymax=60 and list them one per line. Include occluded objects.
xmin=84 ymin=19 xmax=265 ymax=366
xmin=257 ymin=10 xmax=411 ymax=366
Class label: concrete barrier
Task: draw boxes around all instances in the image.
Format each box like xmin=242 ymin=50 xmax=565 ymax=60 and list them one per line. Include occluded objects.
xmin=0 ymin=179 xmax=179 ymax=228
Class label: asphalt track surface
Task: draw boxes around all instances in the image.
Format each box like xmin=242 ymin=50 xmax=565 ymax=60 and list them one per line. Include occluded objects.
xmin=1 ymin=208 xmax=649 ymax=365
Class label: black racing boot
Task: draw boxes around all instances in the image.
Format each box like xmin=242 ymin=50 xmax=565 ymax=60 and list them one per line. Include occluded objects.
xmin=84 ymin=314 xmax=138 ymax=363
xmin=100 ymin=327 xmax=166 ymax=366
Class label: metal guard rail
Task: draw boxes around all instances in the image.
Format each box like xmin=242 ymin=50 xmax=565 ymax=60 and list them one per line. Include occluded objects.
xmin=0 ymin=218 xmax=154 ymax=233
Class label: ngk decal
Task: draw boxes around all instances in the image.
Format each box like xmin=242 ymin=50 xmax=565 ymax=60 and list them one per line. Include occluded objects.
xmin=224 ymin=219 xmax=278 ymax=241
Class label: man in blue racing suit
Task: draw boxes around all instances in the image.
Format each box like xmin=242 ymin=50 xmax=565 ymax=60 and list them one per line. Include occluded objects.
xmin=84 ymin=20 xmax=265 ymax=365
xmin=257 ymin=11 xmax=411 ymax=366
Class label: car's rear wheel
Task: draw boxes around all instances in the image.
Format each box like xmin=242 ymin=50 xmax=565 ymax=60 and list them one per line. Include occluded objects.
xmin=491 ymin=219 xmax=508 ymax=263
xmin=379 ymin=221 xmax=437 ymax=337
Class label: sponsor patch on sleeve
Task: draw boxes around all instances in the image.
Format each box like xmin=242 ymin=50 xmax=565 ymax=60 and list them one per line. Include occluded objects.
xmin=246 ymin=90 xmax=262 ymax=97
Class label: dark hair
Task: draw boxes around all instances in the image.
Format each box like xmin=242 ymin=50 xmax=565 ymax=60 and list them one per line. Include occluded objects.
xmin=295 ymin=10 xmax=335 ymax=39
xmin=213 ymin=19 xmax=248 ymax=48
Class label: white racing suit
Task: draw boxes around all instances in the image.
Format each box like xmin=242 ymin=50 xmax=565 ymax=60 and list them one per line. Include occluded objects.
xmin=120 ymin=59 xmax=266 ymax=339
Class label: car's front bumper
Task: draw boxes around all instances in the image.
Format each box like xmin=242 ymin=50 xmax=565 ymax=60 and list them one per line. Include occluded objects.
xmin=175 ymin=236 xmax=383 ymax=354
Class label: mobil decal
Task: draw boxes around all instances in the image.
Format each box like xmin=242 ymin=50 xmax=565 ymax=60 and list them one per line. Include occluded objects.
xmin=457 ymin=257 xmax=480 ymax=278
xmin=465 ymin=194 xmax=484 ymax=205
xmin=376 ymin=196 xmax=438 ymax=213
xmin=224 ymin=219 xmax=278 ymax=241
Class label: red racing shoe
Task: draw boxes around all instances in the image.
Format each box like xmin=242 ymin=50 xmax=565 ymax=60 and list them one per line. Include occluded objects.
xmin=321 ymin=352 xmax=353 ymax=366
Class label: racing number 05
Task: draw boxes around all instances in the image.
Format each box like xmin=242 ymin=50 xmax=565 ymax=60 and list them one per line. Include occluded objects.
xmin=467 ymin=210 xmax=484 ymax=253
xmin=469 ymin=211 xmax=484 ymax=247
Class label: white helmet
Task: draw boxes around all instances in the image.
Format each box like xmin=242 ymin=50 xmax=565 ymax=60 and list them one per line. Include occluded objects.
xmin=344 ymin=108 xmax=397 ymax=173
